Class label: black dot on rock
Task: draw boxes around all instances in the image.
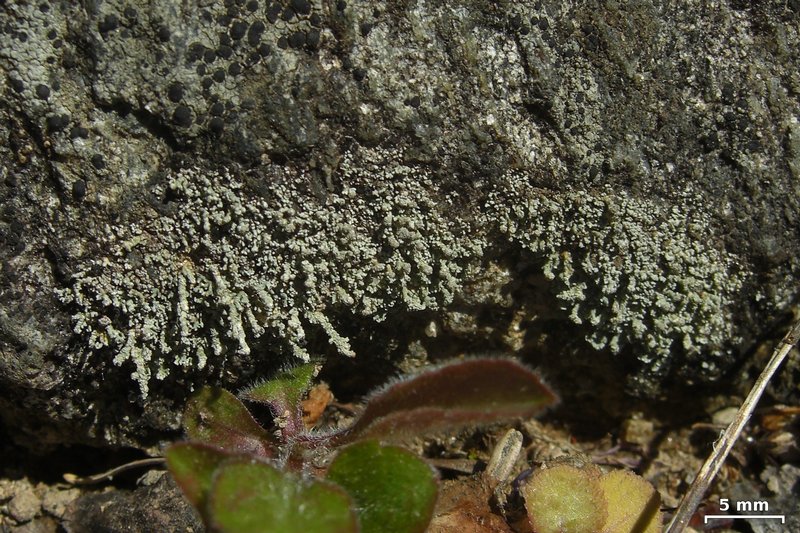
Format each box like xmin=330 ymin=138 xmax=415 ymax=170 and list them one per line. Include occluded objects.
xmin=46 ymin=114 xmax=70 ymax=132
xmin=288 ymin=31 xmax=305 ymax=48
xmin=230 ymin=20 xmax=248 ymax=40
xmin=203 ymin=49 xmax=217 ymax=63
xmin=336 ymin=1 xmax=347 ymax=11
xmin=157 ymin=25 xmax=171 ymax=42
xmin=217 ymin=14 xmax=232 ymax=26
xmin=124 ymin=7 xmax=138 ymax=20
xmin=228 ymin=62 xmax=242 ymax=76
xmin=173 ymin=105 xmax=193 ymax=127
xmin=196 ymin=64 xmax=207 ymax=75
xmin=310 ymin=13 xmax=322 ymax=27
xmin=359 ymin=22 xmax=372 ymax=37
xmin=72 ymin=180 xmax=87 ymax=200
xmin=266 ymin=3 xmax=281 ymax=23
xmin=257 ymin=43 xmax=271 ymax=57
xmin=53 ymin=38 xmax=63 ymax=48
xmin=167 ymin=82 xmax=184 ymax=102
xmin=281 ymin=7 xmax=296 ymax=21
xmin=405 ymin=95 xmax=420 ymax=108
xmin=217 ymin=45 xmax=233 ymax=60
xmin=246 ymin=0 xmax=259 ymax=12
xmin=352 ymin=67 xmax=366 ymax=81
xmin=70 ymin=126 xmax=89 ymax=139
xmin=210 ymin=102 xmax=225 ymax=116
xmin=520 ymin=25 xmax=530 ymax=35
xmin=35 ymin=84 xmax=50 ymax=99
xmin=219 ymin=33 xmax=232 ymax=46
xmin=209 ymin=117 xmax=225 ymax=134
xmin=47 ymin=29 xmax=57 ymax=40
xmin=187 ymin=43 xmax=205 ymax=62
xmin=9 ymin=78 xmax=24 ymax=93
xmin=245 ymin=52 xmax=261 ymax=66
xmin=277 ymin=36 xmax=288 ymax=49
xmin=98 ymin=14 xmax=119 ymax=33
xmin=213 ymin=69 xmax=226 ymax=82
xmin=91 ymin=153 xmax=106 ymax=169
xmin=202 ymin=77 xmax=213 ymax=89
xmin=248 ymin=21 xmax=265 ymax=46
xmin=306 ymin=29 xmax=320 ymax=49
xmin=227 ymin=6 xmax=240 ymax=18
xmin=291 ymin=0 xmax=311 ymax=15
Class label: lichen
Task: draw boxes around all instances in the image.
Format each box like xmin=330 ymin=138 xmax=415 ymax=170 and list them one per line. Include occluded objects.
xmin=61 ymin=146 xmax=746 ymax=396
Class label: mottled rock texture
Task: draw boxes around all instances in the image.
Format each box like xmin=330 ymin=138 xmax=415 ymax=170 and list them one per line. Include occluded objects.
xmin=1 ymin=0 xmax=798 ymax=447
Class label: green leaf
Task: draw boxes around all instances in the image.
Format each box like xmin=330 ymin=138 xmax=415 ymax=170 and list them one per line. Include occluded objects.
xmin=335 ymin=358 xmax=558 ymax=444
xmin=327 ymin=440 xmax=438 ymax=533
xmin=207 ymin=458 xmax=357 ymax=533
xmin=166 ymin=442 xmax=230 ymax=520
xmin=240 ymin=363 xmax=316 ymax=410
xmin=239 ymin=364 xmax=318 ymax=438
xmin=183 ymin=387 xmax=276 ymax=456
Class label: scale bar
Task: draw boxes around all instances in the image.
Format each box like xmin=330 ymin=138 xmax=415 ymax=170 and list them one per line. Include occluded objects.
xmin=704 ymin=515 xmax=785 ymax=524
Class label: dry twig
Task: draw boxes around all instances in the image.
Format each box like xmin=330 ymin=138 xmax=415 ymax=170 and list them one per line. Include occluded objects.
xmin=666 ymin=319 xmax=800 ymax=532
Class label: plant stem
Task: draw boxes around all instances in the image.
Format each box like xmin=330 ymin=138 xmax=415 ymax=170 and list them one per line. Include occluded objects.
xmin=665 ymin=318 xmax=800 ymax=533
xmin=63 ymin=457 xmax=165 ymax=485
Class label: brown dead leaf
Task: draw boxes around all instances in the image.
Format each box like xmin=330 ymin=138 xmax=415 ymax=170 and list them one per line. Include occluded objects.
xmin=302 ymin=382 xmax=333 ymax=428
xmin=429 ymin=476 xmax=513 ymax=533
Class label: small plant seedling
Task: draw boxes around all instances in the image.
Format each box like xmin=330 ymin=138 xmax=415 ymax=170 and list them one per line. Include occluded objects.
xmin=523 ymin=464 xmax=607 ymax=533
xmin=522 ymin=461 xmax=662 ymax=533
xmin=599 ymin=469 xmax=662 ymax=533
xmin=167 ymin=358 xmax=558 ymax=533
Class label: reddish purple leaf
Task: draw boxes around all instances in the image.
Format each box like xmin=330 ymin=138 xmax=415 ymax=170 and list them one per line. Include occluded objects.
xmin=332 ymin=358 xmax=558 ymax=444
xmin=183 ymin=387 xmax=277 ymax=457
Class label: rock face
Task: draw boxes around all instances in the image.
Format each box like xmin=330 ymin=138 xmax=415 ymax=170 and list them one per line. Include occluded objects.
xmin=1 ymin=0 xmax=798 ymax=448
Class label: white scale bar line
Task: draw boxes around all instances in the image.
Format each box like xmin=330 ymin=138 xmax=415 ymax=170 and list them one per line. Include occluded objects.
xmin=704 ymin=515 xmax=785 ymax=524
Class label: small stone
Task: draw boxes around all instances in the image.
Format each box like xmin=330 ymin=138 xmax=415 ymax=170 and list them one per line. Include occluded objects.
xmin=7 ymin=479 xmax=40 ymax=523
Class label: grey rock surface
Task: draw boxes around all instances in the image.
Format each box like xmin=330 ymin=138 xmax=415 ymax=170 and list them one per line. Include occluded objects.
xmin=1 ymin=0 xmax=799 ymax=447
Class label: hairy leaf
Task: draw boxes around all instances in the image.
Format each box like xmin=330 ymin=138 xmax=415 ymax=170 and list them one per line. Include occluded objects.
xmin=183 ymin=387 xmax=276 ymax=456
xmin=523 ymin=464 xmax=607 ymax=533
xmin=599 ymin=469 xmax=662 ymax=533
xmin=327 ymin=440 xmax=438 ymax=533
xmin=166 ymin=442 xmax=230 ymax=519
xmin=208 ymin=458 xmax=357 ymax=533
xmin=335 ymin=358 xmax=558 ymax=443
xmin=239 ymin=364 xmax=317 ymax=436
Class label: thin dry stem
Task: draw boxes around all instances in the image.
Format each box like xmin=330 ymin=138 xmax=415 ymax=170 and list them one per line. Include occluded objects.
xmin=63 ymin=457 xmax=165 ymax=485
xmin=666 ymin=318 xmax=800 ymax=532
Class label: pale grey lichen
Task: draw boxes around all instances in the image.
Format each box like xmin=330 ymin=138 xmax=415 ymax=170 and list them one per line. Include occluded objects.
xmin=61 ymin=147 xmax=746 ymax=396
xmin=487 ymin=173 xmax=745 ymax=377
